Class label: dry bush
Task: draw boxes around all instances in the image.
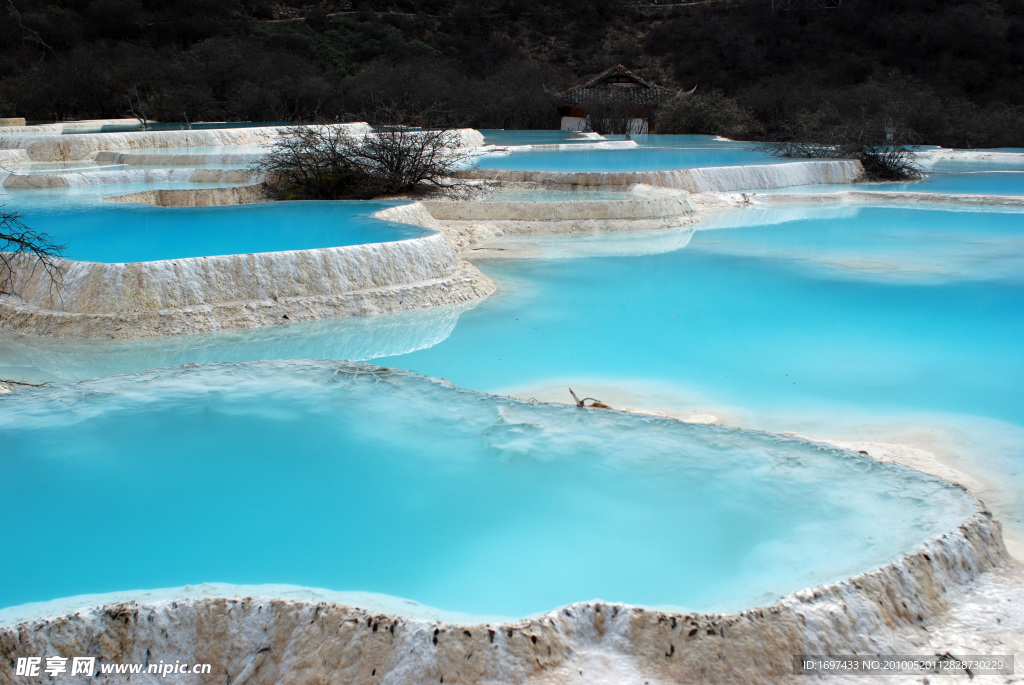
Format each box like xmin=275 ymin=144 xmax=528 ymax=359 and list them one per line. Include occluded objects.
xmin=765 ymin=119 xmax=923 ymax=181
xmin=256 ymin=120 xmax=470 ymax=200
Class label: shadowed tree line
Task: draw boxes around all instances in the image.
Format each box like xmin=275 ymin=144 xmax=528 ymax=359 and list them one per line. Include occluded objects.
xmin=0 ymin=0 xmax=1022 ymax=146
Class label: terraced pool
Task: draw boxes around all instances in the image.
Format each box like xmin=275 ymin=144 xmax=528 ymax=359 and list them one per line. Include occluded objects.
xmin=8 ymin=196 xmax=424 ymax=263
xmin=0 ymin=360 xmax=977 ymax=618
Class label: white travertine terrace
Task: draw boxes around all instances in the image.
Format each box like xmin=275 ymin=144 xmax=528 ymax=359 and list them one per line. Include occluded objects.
xmin=0 ymin=487 xmax=1006 ymax=684
xmin=109 ymin=185 xmax=269 ymax=207
xmin=92 ymin=150 xmax=264 ymax=166
xmin=0 ymin=365 xmax=1010 ymax=684
xmin=375 ymin=191 xmax=700 ymax=255
xmin=753 ymin=189 xmax=1024 ymax=207
xmin=0 ymin=231 xmax=494 ymax=338
xmin=0 ymin=123 xmax=371 ymax=162
xmin=453 ymin=128 xmax=486 ymax=148
xmin=0 ymin=125 xmax=485 ymax=189
xmin=0 ymin=118 xmax=139 ymax=135
xmin=457 ymin=159 xmax=865 ymax=192
xmin=917 ymin=148 xmax=1024 ymax=165
xmin=421 ymin=192 xmax=690 ymax=222
xmin=0 ymin=148 xmax=30 ymax=166
xmin=2 ymin=167 xmax=258 ymax=188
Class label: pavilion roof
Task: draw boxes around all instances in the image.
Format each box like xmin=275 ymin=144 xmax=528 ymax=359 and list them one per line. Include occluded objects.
xmin=560 ymin=64 xmax=677 ymax=106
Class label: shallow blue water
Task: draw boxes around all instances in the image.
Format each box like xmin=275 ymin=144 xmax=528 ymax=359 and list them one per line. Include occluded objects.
xmin=874 ymin=171 xmax=1024 ymax=195
xmin=7 ymin=204 xmax=1022 ymax=501
xmin=476 ymin=135 xmax=779 ymax=172
xmin=2 ymin=142 xmax=1024 ymax=617
xmin=11 ymin=199 xmax=425 ymax=263
xmin=367 ymin=206 xmax=1024 ymax=425
xmin=6 ymin=205 xmax=1021 ymax=427
xmin=479 ymin=129 xmax=595 ymax=146
xmin=0 ymin=361 xmax=975 ymax=617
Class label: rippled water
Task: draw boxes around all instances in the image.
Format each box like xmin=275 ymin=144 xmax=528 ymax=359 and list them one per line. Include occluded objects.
xmin=0 ymin=361 xmax=976 ymax=617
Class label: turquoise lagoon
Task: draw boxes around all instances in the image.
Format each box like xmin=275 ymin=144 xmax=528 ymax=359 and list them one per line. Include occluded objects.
xmin=5 ymin=201 xmax=1020 ymax=523
xmin=0 ymin=361 xmax=976 ymax=617
xmin=475 ymin=134 xmax=780 ymax=171
xmin=479 ymin=129 xmax=598 ymax=146
xmin=2 ymin=137 xmax=1023 ymax=620
xmin=872 ymin=170 xmax=1024 ymax=195
xmin=5 ymin=192 xmax=424 ymax=263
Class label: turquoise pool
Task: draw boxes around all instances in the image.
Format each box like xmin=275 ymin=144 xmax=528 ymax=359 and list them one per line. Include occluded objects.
xmin=873 ymin=170 xmax=1024 ymax=195
xmin=0 ymin=360 xmax=975 ymax=618
xmin=8 ymin=202 xmax=1019 ymax=528
xmin=475 ymin=135 xmax=780 ymax=172
xmin=479 ymin=129 xmax=597 ymax=146
xmin=2 ymin=134 xmax=1023 ymax=623
xmin=8 ymin=198 xmax=425 ymax=263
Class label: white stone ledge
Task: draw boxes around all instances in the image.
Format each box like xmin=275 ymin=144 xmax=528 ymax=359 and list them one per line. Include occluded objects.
xmin=92 ymin=151 xmax=264 ymax=166
xmin=2 ymin=167 xmax=258 ymax=188
xmin=753 ymin=190 xmax=1024 ymax=207
xmin=421 ymin=193 xmax=693 ymax=222
xmin=0 ymin=359 xmax=1007 ymax=684
xmin=0 ymin=232 xmax=493 ymax=338
xmin=0 ymin=123 xmax=371 ymax=162
xmin=457 ymin=160 xmax=866 ymax=192
xmin=109 ymin=185 xmax=269 ymax=207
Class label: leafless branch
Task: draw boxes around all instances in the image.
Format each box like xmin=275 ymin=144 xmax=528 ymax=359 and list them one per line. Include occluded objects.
xmin=255 ymin=111 xmax=472 ymax=200
xmin=0 ymin=208 xmax=67 ymax=299
xmin=127 ymin=85 xmax=150 ymax=131
xmin=4 ymin=0 xmax=55 ymax=58
xmin=764 ymin=118 xmax=923 ymax=181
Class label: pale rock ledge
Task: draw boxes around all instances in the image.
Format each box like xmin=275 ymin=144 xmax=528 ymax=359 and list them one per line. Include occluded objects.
xmin=0 ymin=511 xmax=1007 ymax=685
xmin=0 ymin=231 xmax=494 ymax=338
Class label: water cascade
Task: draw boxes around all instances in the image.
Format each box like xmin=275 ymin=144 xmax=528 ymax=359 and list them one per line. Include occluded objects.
xmin=457 ymin=160 xmax=864 ymax=192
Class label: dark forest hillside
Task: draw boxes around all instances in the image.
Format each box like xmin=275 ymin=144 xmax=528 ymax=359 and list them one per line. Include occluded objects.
xmin=2 ymin=0 xmax=1022 ymax=145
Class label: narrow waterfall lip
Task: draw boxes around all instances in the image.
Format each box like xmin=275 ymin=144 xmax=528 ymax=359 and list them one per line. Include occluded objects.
xmin=455 ymin=159 xmax=866 ymax=193
xmin=33 ymin=229 xmax=442 ymax=267
xmin=750 ymin=189 xmax=1024 ymax=209
xmin=0 ymin=360 xmax=1004 ymax=638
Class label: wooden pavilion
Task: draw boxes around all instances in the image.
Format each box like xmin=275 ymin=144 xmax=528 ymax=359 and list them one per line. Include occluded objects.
xmin=556 ymin=65 xmax=676 ymax=135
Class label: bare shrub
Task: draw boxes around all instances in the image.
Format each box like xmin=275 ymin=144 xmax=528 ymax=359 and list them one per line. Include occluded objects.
xmin=256 ymin=118 xmax=471 ymax=200
xmin=765 ymin=119 xmax=923 ymax=181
